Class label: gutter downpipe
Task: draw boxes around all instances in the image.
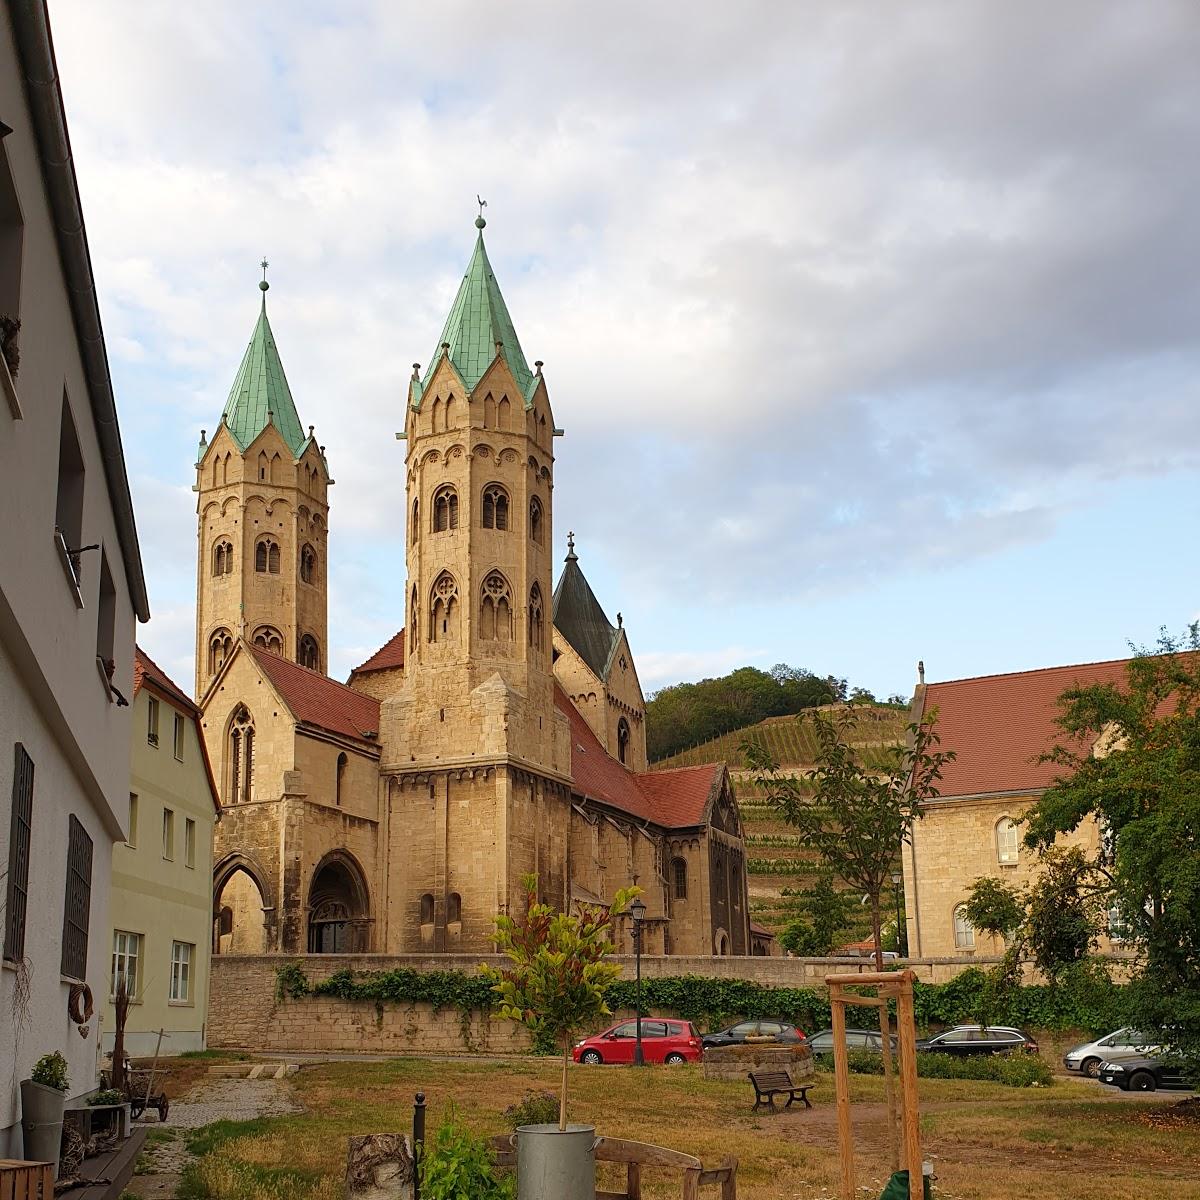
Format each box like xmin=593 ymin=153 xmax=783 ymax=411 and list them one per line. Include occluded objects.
xmin=11 ymin=0 xmax=150 ymax=621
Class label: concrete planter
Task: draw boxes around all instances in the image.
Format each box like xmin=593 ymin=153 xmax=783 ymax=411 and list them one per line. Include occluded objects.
xmin=515 ymin=1123 xmax=596 ymax=1200
xmin=703 ymin=1041 xmax=814 ymax=1082
xmin=20 ymin=1079 xmax=66 ymax=1179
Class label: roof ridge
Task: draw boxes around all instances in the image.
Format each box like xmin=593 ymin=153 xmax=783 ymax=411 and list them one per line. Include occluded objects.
xmin=248 ymin=644 xmax=376 ymax=701
xmin=928 ymin=656 xmax=1136 ymax=688
xmin=134 ymin=644 xmax=198 ymax=712
xmin=350 ymin=628 xmax=406 ymax=676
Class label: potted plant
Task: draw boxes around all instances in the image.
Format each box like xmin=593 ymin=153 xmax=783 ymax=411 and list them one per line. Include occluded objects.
xmin=21 ymin=1051 xmax=69 ymax=1176
xmin=482 ymin=876 xmax=637 ymax=1200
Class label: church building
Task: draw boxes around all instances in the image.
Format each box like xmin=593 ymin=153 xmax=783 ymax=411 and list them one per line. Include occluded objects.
xmin=196 ymin=219 xmax=750 ymax=959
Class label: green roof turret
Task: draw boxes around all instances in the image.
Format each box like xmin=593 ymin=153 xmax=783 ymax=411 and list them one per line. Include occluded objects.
xmin=220 ymin=262 xmax=308 ymax=457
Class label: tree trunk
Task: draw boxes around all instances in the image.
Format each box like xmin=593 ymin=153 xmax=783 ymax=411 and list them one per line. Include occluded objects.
xmin=559 ymin=1040 xmax=570 ymax=1131
xmin=870 ymin=893 xmax=884 ymax=972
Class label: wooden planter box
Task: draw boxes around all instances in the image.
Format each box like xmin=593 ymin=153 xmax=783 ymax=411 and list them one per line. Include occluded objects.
xmin=0 ymin=1159 xmax=54 ymax=1200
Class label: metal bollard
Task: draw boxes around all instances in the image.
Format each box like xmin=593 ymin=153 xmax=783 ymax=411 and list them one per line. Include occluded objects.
xmin=412 ymin=1093 xmax=426 ymax=1200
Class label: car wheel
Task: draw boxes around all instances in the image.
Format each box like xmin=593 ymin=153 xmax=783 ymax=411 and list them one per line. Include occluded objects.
xmin=1081 ymin=1058 xmax=1102 ymax=1079
xmin=664 ymin=1053 xmax=686 ymax=1065
xmin=1129 ymin=1071 xmax=1156 ymax=1092
xmin=580 ymin=1050 xmax=602 ymax=1065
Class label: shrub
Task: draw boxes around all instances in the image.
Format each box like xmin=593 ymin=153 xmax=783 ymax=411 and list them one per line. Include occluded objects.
xmin=503 ymin=1092 xmax=560 ymax=1130
xmin=817 ymin=1048 xmax=1053 ymax=1088
xmin=88 ymin=1089 xmax=125 ymax=1106
xmin=419 ymin=1109 xmax=514 ymax=1200
xmin=31 ymin=1052 xmax=70 ymax=1091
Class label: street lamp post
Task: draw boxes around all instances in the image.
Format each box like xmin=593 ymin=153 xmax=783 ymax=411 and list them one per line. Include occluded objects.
xmin=630 ymin=896 xmax=646 ymax=1066
xmin=891 ymin=872 xmax=905 ymax=956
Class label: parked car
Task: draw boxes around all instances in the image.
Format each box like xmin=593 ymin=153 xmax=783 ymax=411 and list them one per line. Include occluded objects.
xmin=915 ymin=1026 xmax=1039 ymax=1056
xmin=807 ymin=1028 xmax=897 ymax=1054
xmin=701 ymin=1020 xmax=806 ymax=1049
xmin=1063 ymin=1028 xmax=1162 ymax=1078
xmin=1098 ymin=1055 xmax=1193 ymax=1093
xmin=573 ymin=1018 xmax=702 ymax=1065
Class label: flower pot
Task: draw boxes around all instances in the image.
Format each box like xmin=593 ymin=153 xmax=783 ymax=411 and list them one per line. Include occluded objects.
xmin=515 ymin=1123 xmax=596 ymax=1200
xmin=20 ymin=1079 xmax=66 ymax=1179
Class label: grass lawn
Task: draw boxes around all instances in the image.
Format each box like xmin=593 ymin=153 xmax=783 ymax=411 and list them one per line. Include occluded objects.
xmin=180 ymin=1058 xmax=1200 ymax=1200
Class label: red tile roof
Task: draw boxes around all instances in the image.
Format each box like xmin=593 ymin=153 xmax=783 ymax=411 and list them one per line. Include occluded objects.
xmin=554 ymin=684 xmax=720 ymax=828
xmin=134 ymin=646 xmax=198 ymax=714
xmin=923 ymin=657 xmax=1133 ymax=799
xmin=349 ymin=630 xmax=406 ymax=678
xmin=249 ymin=645 xmax=382 ymax=748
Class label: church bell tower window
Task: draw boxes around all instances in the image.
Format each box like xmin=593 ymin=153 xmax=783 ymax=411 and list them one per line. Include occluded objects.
xmin=298 ymin=634 xmax=320 ymax=671
xmin=433 ymin=485 xmax=459 ymax=532
xmin=482 ymin=484 xmax=509 ymax=531
xmin=300 ymin=543 xmax=317 ymax=584
xmin=529 ymin=496 xmax=543 ymax=546
xmin=480 ymin=572 xmax=513 ymax=641
xmin=255 ymin=537 xmax=280 ymax=574
xmin=429 ymin=572 xmax=459 ymax=642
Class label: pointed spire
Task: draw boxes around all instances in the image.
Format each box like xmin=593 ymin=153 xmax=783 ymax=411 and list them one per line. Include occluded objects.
xmin=553 ymin=535 xmax=620 ymax=679
xmin=566 ymin=530 xmax=577 ymax=561
xmin=424 ymin=208 xmax=533 ymax=394
xmin=220 ymin=265 xmax=308 ymax=457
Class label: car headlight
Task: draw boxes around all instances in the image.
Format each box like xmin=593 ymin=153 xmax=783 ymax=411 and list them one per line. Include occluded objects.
xmin=1105 ymin=1064 xmax=1125 ymax=1072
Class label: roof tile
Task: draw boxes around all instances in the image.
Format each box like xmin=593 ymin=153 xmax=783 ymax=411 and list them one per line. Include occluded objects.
xmin=349 ymin=630 xmax=406 ymax=678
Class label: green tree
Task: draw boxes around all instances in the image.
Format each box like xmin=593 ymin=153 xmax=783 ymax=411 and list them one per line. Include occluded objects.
xmin=746 ymin=705 xmax=954 ymax=969
xmin=778 ymin=874 xmax=854 ymax=956
xmin=483 ymin=877 xmax=638 ymax=1130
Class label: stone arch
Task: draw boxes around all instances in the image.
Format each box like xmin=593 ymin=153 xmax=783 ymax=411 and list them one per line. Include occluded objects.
xmin=480 ymin=570 xmax=513 ymax=641
xmin=307 ymin=850 xmax=372 ymax=953
xmin=213 ymin=853 xmax=272 ymax=954
xmin=714 ymin=927 xmax=730 ymax=956
xmin=482 ymin=483 xmax=509 ymax=531
xmin=429 ymin=571 xmax=459 ymax=643
xmin=207 ymin=627 xmax=233 ymax=676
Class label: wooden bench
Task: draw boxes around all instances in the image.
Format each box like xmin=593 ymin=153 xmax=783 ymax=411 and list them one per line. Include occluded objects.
xmin=490 ymin=1133 xmax=737 ymax=1199
xmin=748 ymin=1070 xmax=812 ymax=1112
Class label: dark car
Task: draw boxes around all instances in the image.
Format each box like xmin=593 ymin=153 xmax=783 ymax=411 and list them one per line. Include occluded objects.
xmin=701 ymin=1020 xmax=805 ymax=1049
xmin=1098 ymin=1055 xmax=1193 ymax=1093
xmin=915 ymin=1025 xmax=1039 ymax=1056
xmin=807 ymin=1028 xmax=897 ymax=1054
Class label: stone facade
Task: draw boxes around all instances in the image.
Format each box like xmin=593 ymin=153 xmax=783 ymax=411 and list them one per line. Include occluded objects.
xmin=200 ymin=222 xmax=749 ymax=970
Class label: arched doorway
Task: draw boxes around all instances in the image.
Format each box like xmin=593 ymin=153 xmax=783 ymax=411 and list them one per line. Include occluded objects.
xmin=307 ymin=853 xmax=371 ymax=953
xmin=213 ymin=867 xmax=267 ymax=954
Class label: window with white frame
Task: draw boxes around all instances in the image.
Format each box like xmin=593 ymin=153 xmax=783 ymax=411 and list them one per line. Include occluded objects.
xmin=1107 ymin=903 xmax=1132 ymax=943
xmin=953 ymin=905 xmax=975 ymax=950
xmin=173 ymin=712 xmax=185 ymax=761
xmin=169 ymin=941 xmax=193 ymax=1002
xmin=162 ymin=807 xmax=175 ymax=860
xmin=112 ymin=929 xmax=141 ymax=998
xmin=185 ymin=818 xmax=196 ymax=868
xmin=995 ymin=817 xmax=1019 ymax=865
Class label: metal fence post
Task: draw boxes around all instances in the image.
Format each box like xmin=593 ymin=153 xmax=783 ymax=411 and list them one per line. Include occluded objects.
xmin=412 ymin=1092 xmax=426 ymax=1200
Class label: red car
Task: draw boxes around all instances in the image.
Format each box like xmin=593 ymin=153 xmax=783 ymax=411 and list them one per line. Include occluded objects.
xmin=573 ymin=1018 xmax=702 ymax=1065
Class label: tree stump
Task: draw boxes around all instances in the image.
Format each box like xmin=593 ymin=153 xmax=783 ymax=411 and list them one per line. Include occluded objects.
xmin=346 ymin=1134 xmax=415 ymax=1200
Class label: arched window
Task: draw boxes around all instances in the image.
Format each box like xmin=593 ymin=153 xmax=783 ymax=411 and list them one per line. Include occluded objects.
xmin=208 ymin=628 xmax=233 ymax=676
xmin=995 ymin=817 xmax=1018 ymax=865
xmin=953 ymin=905 xmax=975 ymax=950
xmin=212 ymin=539 xmax=233 ymax=576
xmin=529 ymin=496 xmax=543 ymax=546
xmin=229 ymin=705 xmax=255 ymax=805
xmin=528 ymin=583 xmax=544 ymax=653
xmin=430 ymin=397 xmax=442 ymax=433
xmin=409 ymin=586 xmax=418 ymax=654
xmin=433 ymin=485 xmax=459 ymax=532
xmin=429 ymin=572 xmax=459 ymax=643
xmin=672 ymin=857 xmax=688 ymax=901
xmin=444 ymin=395 xmax=455 ymax=430
xmin=252 ymin=626 xmax=283 ymax=654
xmin=419 ymin=893 xmax=434 ymax=925
xmin=411 ymin=499 xmax=419 ymax=543
xmin=298 ymin=634 xmax=320 ymax=670
xmin=258 ymin=451 xmax=268 ymax=481
xmin=483 ymin=394 xmax=496 ymax=428
xmin=447 ymin=892 xmax=462 ymax=925
xmin=617 ymin=717 xmax=631 ymax=765
xmin=480 ymin=571 xmax=512 ymax=641
xmin=300 ymin=543 xmax=317 ymax=584
xmin=482 ymin=484 xmax=509 ymax=531
xmin=255 ymin=537 xmax=280 ymax=574
xmin=335 ymin=752 xmax=347 ymax=807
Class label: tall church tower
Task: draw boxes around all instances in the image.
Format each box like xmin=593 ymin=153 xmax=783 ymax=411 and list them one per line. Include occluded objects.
xmin=194 ymin=271 xmax=332 ymax=697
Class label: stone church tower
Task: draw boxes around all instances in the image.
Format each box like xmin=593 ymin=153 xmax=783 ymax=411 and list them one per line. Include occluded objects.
xmin=193 ymin=273 xmax=331 ymax=697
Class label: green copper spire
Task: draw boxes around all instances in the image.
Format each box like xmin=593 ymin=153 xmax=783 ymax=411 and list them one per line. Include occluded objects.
xmin=220 ymin=262 xmax=308 ymax=457
xmin=424 ymin=211 xmax=534 ymax=396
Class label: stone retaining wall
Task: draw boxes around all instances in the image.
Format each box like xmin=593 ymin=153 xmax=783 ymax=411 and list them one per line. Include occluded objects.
xmin=703 ymin=1041 xmax=814 ymax=1082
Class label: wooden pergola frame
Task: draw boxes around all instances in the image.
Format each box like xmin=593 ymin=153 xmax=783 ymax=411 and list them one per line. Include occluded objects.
xmin=825 ymin=970 xmax=922 ymax=1200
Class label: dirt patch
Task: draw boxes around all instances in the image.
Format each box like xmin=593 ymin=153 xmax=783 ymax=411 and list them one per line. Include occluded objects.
xmin=1139 ymin=1096 xmax=1200 ymax=1130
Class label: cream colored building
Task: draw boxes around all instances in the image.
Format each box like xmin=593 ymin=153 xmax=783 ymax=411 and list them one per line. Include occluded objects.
xmin=105 ymin=650 xmax=219 ymax=1055
xmin=904 ymin=659 xmax=1128 ymax=959
xmin=0 ymin=4 xmax=148 ymax=1156
xmin=199 ymin=218 xmax=750 ymax=960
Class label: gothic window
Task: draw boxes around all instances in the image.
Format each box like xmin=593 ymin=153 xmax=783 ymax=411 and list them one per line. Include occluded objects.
xmin=409 ymin=586 xmax=418 ymax=654
xmin=300 ymin=543 xmax=317 ymax=584
xmin=255 ymin=537 xmax=280 ymax=574
xmin=672 ymin=857 xmax=688 ymax=901
xmin=252 ymin=626 xmax=283 ymax=654
xmin=528 ymin=583 xmax=544 ymax=653
xmin=431 ymin=397 xmax=443 ymax=433
xmin=496 ymin=396 xmax=511 ymax=430
xmin=482 ymin=484 xmax=509 ymax=531
xmin=995 ymin=817 xmax=1019 ymax=865
xmin=208 ymin=628 xmax=233 ymax=676
xmin=433 ymin=485 xmax=459 ymax=532
xmin=229 ymin=706 xmax=255 ymax=805
xmin=212 ymin=539 xmax=233 ymax=576
xmin=529 ymin=496 xmax=543 ymax=546
xmin=483 ymin=394 xmax=495 ymax=428
xmin=617 ymin=717 xmax=631 ymax=765
xmin=444 ymin=395 xmax=455 ymax=430
xmin=447 ymin=892 xmax=462 ymax=925
xmin=953 ymin=905 xmax=975 ymax=950
xmin=480 ymin=571 xmax=512 ymax=641
xmin=419 ymin=893 xmax=434 ymax=925
xmin=411 ymin=499 xmax=419 ymax=543
xmin=335 ymin=752 xmax=347 ymax=807
xmin=258 ymin=451 xmax=268 ymax=481
xmin=429 ymin=572 xmax=459 ymax=643
xmin=298 ymin=634 xmax=320 ymax=670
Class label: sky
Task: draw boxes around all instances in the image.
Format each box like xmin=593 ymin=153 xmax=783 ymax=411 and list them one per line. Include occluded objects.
xmin=49 ymin=0 xmax=1200 ymax=699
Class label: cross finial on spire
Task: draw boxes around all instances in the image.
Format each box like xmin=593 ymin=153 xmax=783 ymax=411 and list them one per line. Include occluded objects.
xmin=475 ymin=195 xmax=487 ymax=230
xmin=566 ymin=531 xmax=577 ymax=561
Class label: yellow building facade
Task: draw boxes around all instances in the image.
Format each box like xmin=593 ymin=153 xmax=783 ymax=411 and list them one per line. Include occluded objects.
xmin=198 ymin=221 xmax=750 ymax=960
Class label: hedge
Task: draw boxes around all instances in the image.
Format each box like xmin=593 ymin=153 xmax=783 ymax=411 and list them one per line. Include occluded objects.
xmin=817 ymin=1048 xmax=1054 ymax=1088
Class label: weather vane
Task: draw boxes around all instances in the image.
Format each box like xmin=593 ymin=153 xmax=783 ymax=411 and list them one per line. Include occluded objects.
xmin=477 ymin=196 xmax=487 ymax=218
xmin=259 ymin=258 xmax=270 ymax=296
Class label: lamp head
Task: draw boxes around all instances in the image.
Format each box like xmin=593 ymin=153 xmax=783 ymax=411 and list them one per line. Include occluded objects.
xmin=629 ymin=896 xmax=647 ymax=923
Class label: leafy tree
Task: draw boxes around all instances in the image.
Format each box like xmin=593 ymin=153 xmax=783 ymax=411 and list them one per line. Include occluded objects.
xmin=746 ymin=705 xmax=954 ymax=969
xmin=482 ymin=877 xmax=638 ymax=1130
xmin=778 ymin=874 xmax=855 ymax=956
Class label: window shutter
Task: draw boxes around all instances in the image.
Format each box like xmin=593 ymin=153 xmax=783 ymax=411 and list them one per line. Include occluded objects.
xmin=60 ymin=814 xmax=93 ymax=979
xmin=4 ymin=744 xmax=34 ymax=961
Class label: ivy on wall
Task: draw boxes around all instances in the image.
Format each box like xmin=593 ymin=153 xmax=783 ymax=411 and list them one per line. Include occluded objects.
xmin=273 ymin=963 xmax=1130 ymax=1036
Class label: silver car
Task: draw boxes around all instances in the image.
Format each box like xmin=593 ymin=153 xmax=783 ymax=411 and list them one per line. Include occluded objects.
xmin=1063 ymin=1027 xmax=1162 ymax=1078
